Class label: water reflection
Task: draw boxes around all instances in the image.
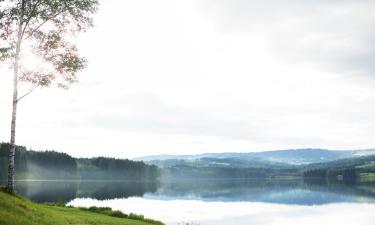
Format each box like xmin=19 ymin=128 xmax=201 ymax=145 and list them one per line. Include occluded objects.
xmin=69 ymin=198 xmax=375 ymax=225
xmin=76 ymin=181 xmax=159 ymax=200
xmin=14 ymin=180 xmax=159 ymax=203
xmin=15 ymin=180 xmax=78 ymax=203
xmin=149 ymin=179 xmax=375 ymax=205
xmin=13 ymin=179 xmax=375 ymax=205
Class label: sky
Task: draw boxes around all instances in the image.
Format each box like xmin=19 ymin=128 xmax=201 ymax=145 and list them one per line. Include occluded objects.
xmin=1 ymin=0 xmax=375 ymax=159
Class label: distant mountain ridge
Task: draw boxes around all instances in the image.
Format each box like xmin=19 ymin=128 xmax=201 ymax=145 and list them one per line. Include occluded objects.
xmin=135 ymin=148 xmax=375 ymax=166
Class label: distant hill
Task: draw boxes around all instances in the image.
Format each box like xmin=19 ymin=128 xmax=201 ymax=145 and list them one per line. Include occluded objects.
xmin=135 ymin=148 xmax=375 ymax=167
xmin=136 ymin=149 xmax=375 ymax=182
xmin=304 ymin=154 xmax=375 ymax=170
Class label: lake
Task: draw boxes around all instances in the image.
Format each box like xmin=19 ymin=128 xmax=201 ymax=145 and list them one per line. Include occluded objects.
xmin=12 ymin=179 xmax=375 ymax=225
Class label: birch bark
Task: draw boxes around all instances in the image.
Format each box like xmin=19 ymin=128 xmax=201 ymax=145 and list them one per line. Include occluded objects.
xmin=6 ymin=0 xmax=24 ymax=193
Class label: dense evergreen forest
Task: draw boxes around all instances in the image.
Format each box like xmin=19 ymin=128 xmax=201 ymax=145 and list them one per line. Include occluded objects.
xmin=0 ymin=143 xmax=160 ymax=181
xmin=302 ymin=155 xmax=375 ymax=184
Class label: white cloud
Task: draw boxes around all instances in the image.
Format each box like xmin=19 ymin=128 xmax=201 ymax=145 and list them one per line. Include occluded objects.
xmin=0 ymin=0 xmax=375 ymax=158
xmin=197 ymin=0 xmax=375 ymax=74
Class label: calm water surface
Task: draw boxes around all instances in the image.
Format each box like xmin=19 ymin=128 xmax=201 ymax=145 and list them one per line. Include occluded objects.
xmin=12 ymin=179 xmax=375 ymax=225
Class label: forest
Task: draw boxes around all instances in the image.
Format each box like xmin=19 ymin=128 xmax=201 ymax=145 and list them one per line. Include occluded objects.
xmin=0 ymin=143 xmax=160 ymax=181
xmin=1 ymin=142 xmax=374 ymax=184
xmin=302 ymin=154 xmax=375 ymax=184
xmin=154 ymin=152 xmax=375 ymax=184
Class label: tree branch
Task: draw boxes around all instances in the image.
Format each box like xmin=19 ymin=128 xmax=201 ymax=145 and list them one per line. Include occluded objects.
xmin=21 ymin=1 xmax=46 ymax=39
xmin=17 ymin=83 xmax=39 ymax=102
xmin=22 ymin=10 xmax=65 ymax=40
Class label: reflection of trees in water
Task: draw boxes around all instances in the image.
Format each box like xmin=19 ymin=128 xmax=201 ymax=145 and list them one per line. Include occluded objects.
xmin=156 ymin=179 xmax=300 ymax=198
xmin=76 ymin=181 xmax=159 ymax=200
xmin=15 ymin=181 xmax=78 ymax=203
xmin=14 ymin=179 xmax=375 ymax=205
xmin=15 ymin=181 xmax=160 ymax=203
xmin=302 ymin=178 xmax=375 ymax=200
xmin=151 ymin=179 xmax=375 ymax=205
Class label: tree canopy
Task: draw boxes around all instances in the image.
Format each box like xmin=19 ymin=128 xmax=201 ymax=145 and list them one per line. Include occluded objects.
xmin=0 ymin=0 xmax=99 ymax=90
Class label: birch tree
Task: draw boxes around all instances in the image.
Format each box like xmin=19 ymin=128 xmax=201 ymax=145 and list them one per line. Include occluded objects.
xmin=0 ymin=0 xmax=98 ymax=193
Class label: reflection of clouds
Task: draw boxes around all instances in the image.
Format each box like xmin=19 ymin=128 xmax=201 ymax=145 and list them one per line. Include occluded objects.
xmin=70 ymin=198 xmax=375 ymax=225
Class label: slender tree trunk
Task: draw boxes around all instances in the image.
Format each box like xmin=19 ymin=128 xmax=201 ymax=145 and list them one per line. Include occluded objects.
xmin=6 ymin=12 xmax=23 ymax=193
xmin=6 ymin=61 xmax=18 ymax=193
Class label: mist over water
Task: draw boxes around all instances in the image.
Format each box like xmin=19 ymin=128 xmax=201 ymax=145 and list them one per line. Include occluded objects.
xmin=13 ymin=180 xmax=159 ymax=203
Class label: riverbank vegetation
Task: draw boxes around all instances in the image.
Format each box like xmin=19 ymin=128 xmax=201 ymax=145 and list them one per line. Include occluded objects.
xmin=0 ymin=189 xmax=164 ymax=225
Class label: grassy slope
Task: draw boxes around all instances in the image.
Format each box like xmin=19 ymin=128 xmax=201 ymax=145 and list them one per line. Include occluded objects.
xmin=359 ymin=173 xmax=375 ymax=183
xmin=0 ymin=190 xmax=159 ymax=225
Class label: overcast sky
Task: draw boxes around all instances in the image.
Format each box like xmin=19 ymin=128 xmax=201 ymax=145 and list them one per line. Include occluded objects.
xmin=1 ymin=0 xmax=375 ymax=158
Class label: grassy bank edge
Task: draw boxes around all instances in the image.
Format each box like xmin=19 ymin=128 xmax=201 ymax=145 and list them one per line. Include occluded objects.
xmin=0 ymin=188 xmax=165 ymax=225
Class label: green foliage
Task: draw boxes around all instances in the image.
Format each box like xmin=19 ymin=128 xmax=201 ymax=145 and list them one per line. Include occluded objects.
xmin=357 ymin=162 xmax=375 ymax=169
xmin=0 ymin=143 xmax=79 ymax=180
xmin=303 ymin=155 xmax=375 ymax=184
xmin=0 ymin=46 xmax=11 ymax=61
xmin=359 ymin=173 xmax=375 ymax=183
xmin=0 ymin=189 xmax=161 ymax=225
xmin=79 ymin=206 xmax=165 ymax=225
xmin=0 ymin=0 xmax=99 ymax=89
xmin=78 ymin=157 xmax=160 ymax=180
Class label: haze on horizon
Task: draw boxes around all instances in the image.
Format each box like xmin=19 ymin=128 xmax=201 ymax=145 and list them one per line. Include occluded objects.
xmin=1 ymin=0 xmax=375 ymax=159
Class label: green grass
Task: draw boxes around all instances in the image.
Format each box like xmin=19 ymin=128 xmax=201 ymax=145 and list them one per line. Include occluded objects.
xmin=79 ymin=206 xmax=164 ymax=225
xmin=359 ymin=173 xmax=375 ymax=183
xmin=0 ymin=189 xmax=165 ymax=225
xmin=357 ymin=162 xmax=375 ymax=169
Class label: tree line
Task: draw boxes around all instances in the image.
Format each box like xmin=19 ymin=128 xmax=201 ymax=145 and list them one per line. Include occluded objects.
xmin=0 ymin=143 xmax=160 ymax=181
xmin=303 ymin=155 xmax=375 ymax=184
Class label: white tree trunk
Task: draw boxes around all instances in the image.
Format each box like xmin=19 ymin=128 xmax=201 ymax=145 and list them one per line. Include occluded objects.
xmin=7 ymin=69 xmax=18 ymax=192
xmin=6 ymin=12 xmax=23 ymax=193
